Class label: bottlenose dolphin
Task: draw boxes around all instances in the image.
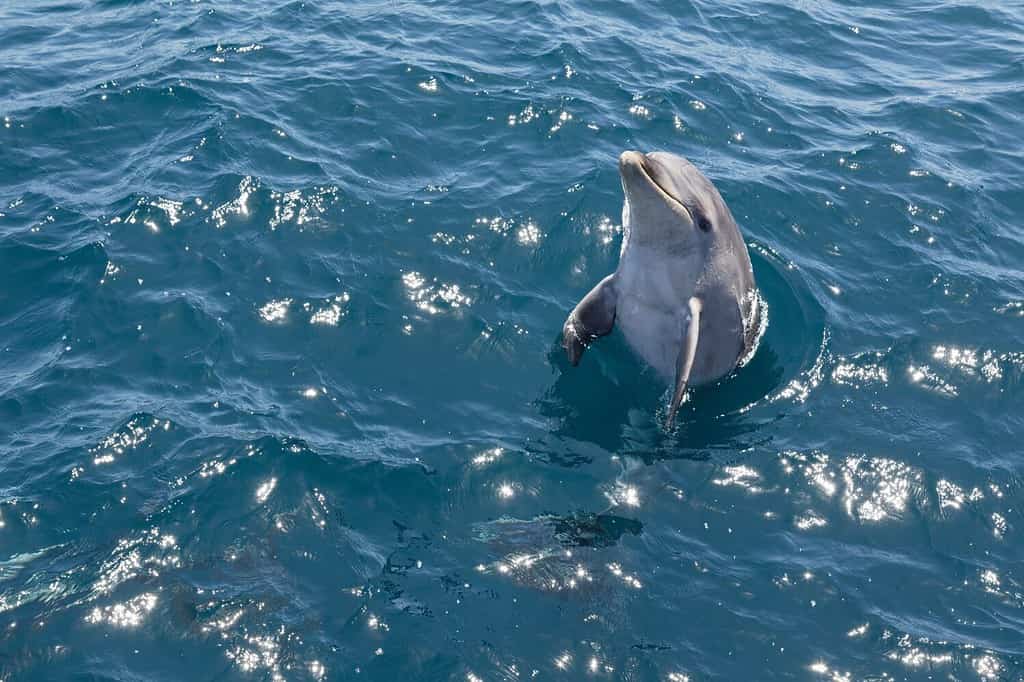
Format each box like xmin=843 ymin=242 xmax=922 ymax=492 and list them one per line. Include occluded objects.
xmin=562 ymin=150 xmax=762 ymax=426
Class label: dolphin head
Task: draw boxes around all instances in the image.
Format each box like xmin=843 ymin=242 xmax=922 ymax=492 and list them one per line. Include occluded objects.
xmin=618 ymin=150 xmax=721 ymax=247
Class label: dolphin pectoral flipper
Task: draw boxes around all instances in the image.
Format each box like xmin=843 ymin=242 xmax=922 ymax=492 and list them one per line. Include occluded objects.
xmin=667 ymin=297 xmax=702 ymax=427
xmin=562 ymin=274 xmax=617 ymax=366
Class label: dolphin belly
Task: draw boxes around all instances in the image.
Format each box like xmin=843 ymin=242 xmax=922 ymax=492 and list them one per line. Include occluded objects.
xmin=616 ymin=295 xmax=685 ymax=381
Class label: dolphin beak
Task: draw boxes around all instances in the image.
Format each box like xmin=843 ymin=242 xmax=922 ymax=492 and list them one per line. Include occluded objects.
xmin=619 ymin=150 xmax=647 ymax=180
xmin=620 ymin=150 xmax=663 ymax=194
xmin=618 ymin=150 xmax=655 ymax=200
xmin=618 ymin=150 xmax=696 ymax=227
xmin=619 ymin=150 xmax=662 ymax=203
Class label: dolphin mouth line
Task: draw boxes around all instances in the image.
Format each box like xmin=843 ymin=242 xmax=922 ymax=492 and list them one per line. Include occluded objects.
xmin=636 ymin=156 xmax=697 ymax=224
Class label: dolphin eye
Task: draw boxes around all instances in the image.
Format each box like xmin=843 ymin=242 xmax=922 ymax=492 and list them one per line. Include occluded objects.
xmin=689 ymin=205 xmax=712 ymax=232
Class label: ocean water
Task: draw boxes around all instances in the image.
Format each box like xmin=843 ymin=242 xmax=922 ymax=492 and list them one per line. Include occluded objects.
xmin=2 ymin=0 xmax=1024 ymax=679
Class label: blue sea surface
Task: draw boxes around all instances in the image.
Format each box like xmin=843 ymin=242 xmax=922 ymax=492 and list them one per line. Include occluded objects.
xmin=2 ymin=1 xmax=1024 ymax=679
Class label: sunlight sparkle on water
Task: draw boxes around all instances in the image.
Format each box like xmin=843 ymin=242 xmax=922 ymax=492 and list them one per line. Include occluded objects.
xmin=713 ymin=465 xmax=762 ymax=492
xmin=515 ymin=220 xmax=542 ymax=245
xmin=227 ymin=633 xmax=284 ymax=680
xmin=592 ymin=215 xmax=621 ymax=245
xmin=472 ymin=447 xmax=503 ymax=466
xmin=211 ymin=176 xmax=257 ymax=228
xmin=933 ymin=344 xmax=1004 ymax=382
xmin=255 ymin=477 xmax=277 ymax=503
xmin=847 ymin=623 xmax=869 ymax=637
xmin=974 ymin=654 xmax=1001 ymax=680
xmin=783 ymin=451 xmax=923 ymax=524
xmin=606 ymin=482 xmax=640 ymax=507
xmin=773 ymin=331 xmax=827 ymax=402
xmin=549 ymin=109 xmax=572 ymax=133
xmin=507 ymin=105 xmax=538 ymax=126
xmin=992 ymin=512 xmax=1007 ymax=537
xmin=795 ymin=512 xmax=827 ymax=530
xmin=268 ymin=186 xmax=338 ymax=229
xmin=628 ymin=103 xmax=651 ymax=119
xmin=259 ymin=298 xmax=291 ymax=322
xmin=907 ymin=363 xmax=957 ymax=396
xmin=150 ymin=197 xmax=183 ymax=226
xmin=842 ymin=456 xmax=916 ymax=522
xmin=607 ymin=562 xmax=643 ymax=589
xmin=309 ymin=297 xmax=346 ymax=325
xmin=936 ymin=479 xmax=966 ymax=510
xmin=85 ymin=592 xmax=157 ymax=628
xmin=831 ymin=354 xmax=888 ymax=387
xmin=402 ymin=271 xmax=471 ymax=314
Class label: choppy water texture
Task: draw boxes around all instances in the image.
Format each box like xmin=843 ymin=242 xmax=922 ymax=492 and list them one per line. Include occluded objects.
xmin=2 ymin=1 xmax=1024 ymax=679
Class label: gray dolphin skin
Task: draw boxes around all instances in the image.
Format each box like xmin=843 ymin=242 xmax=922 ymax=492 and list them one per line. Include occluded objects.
xmin=562 ymin=150 xmax=762 ymax=426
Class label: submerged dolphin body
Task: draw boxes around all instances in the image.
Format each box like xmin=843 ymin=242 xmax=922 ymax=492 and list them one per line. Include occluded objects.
xmin=562 ymin=150 xmax=762 ymax=426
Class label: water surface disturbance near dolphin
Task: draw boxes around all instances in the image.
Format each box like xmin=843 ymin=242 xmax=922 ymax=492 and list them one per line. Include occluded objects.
xmin=562 ymin=150 xmax=764 ymax=426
